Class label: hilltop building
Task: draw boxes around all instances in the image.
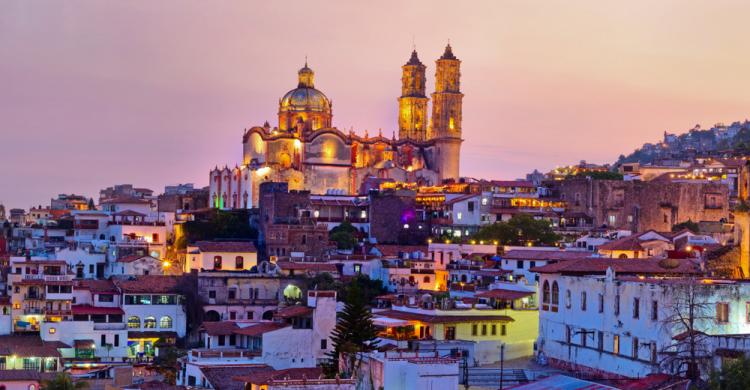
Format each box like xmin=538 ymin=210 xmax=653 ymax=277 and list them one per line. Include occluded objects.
xmin=210 ymin=45 xmax=464 ymax=208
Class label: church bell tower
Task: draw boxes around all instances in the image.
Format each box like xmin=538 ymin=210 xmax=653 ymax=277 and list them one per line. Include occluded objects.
xmin=398 ymin=50 xmax=429 ymax=141
xmin=429 ymin=44 xmax=463 ymax=181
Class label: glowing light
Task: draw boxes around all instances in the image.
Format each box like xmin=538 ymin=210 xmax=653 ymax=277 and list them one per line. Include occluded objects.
xmin=256 ymin=167 xmax=271 ymax=176
xmin=685 ymin=246 xmax=692 ymax=252
xmin=162 ymin=261 xmax=171 ymax=268
xmin=427 ymin=238 xmax=433 ymax=244
xmin=294 ymin=139 xmax=302 ymax=149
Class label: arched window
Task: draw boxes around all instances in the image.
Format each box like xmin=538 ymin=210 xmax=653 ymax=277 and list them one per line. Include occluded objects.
xmin=423 ymin=276 xmax=430 ymax=283
xmin=565 ymin=289 xmax=572 ymax=309
xmin=542 ymin=281 xmax=550 ymax=311
xmin=127 ymin=316 xmax=140 ymax=329
xmin=213 ymin=256 xmax=222 ymax=270
xmin=618 ymin=253 xmax=629 ymax=259
xmin=551 ymin=281 xmax=560 ymax=312
xmin=235 ymin=256 xmax=244 ymax=269
xmin=159 ymin=316 xmax=173 ymax=328
xmin=144 ymin=316 xmax=156 ymax=328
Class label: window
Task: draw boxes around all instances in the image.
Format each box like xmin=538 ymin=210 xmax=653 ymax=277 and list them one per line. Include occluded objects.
xmin=423 ymin=276 xmax=430 ymax=283
xmin=353 ymin=264 xmax=362 ymax=274
xmin=48 ymin=327 xmax=56 ymax=334
xmin=491 ymin=324 xmax=497 ymax=335
xmin=472 ymin=324 xmax=478 ymax=336
xmin=551 ymin=282 xmax=559 ymax=312
xmin=144 ymin=316 xmax=156 ymax=328
xmin=501 ymin=324 xmax=507 ymax=336
xmin=114 ymin=334 xmax=120 ymax=347
xmin=565 ymin=290 xmax=571 ymax=309
xmin=127 ymin=316 xmax=140 ymax=328
xmin=746 ymin=302 xmax=750 ymax=323
xmin=581 ymin=292 xmax=587 ymax=311
xmin=468 ymin=201 xmax=475 ymax=212
xmin=101 ymin=334 xmax=106 ymax=346
xmin=652 ymin=300 xmax=659 ymax=321
xmin=228 ymin=289 xmax=236 ymax=300
xmin=597 ymin=331 xmax=604 ymax=351
xmin=608 ymin=214 xmax=616 ymax=226
xmin=445 ymin=326 xmax=456 ymax=340
xmin=613 ymin=335 xmax=620 ymax=355
xmin=650 ymin=342 xmax=657 ymax=363
xmin=98 ymin=294 xmax=114 ymax=302
xmin=542 ymin=281 xmax=550 ymax=311
xmin=218 ymin=335 xmax=225 ymax=346
xmin=615 ymin=295 xmax=620 ymax=316
xmin=159 ymin=316 xmax=173 ymax=328
xmin=632 ymin=337 xmax=639 ymax=359
xmin=633 ymin=298 xmax=640 ymax=319
xmin=565 ymin=326 xmax=571 ymax=344
xmin=716 ymin=303 xmax=729 ymax=323
xmin=456 ymin=212 xmax=462 ymax=220
xmin=208 ymin=290 xmax=216 ymax=299
xmin=321 ymin=339 xmax=327 ymax=350
xmin=23 ymin=358 xmax=39 ymax=370
xmin=481 ymin=324 xmax=487 ymax=336
xmin=229 ymin=311 xmax=236 ymax=320
xmin=516 ymin=260 xmax=523 ymax=269
xmin=598 ymin=294 xmax=604 ymax=313
xmin=213 ymin=256 xmax=222 ymax=270
xmin=235 ymin=256 xmax=244 ymax=269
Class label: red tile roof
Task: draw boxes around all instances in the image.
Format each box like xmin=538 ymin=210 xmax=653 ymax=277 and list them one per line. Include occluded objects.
xmin=597 ymin=236 xmax=644 ymax=252
xmin=199 ymin=321 xmax=238 ymax=336
xmin=113 ymin=275 xmax=183 ymax=293
xmin=0 ymin=335 xmax=68 ymax=357
xmin=112 ymin=210 xmax=147 ymax=217
xmin=203 ymin=366 xmax=273 ymax=390
xmin=100 ymin=197 xmax=150 ymax=204
xmin=276 ymin=261 xmax=338 ymax=273
xmin=274 ymin=305 xmax=313 ymax=319
xmin=74 ymin=279 xmax=118 ymax=293
xmin=234 ymin=367 xmax=324 ymax=385
xmin=72 ymin=304 xmax=124 ymax=315
xmin=476 ymin=289 xmax=535 ymax=300
xmin=502 ymin=250 xmax=595 ymax=261
xmin=530 ymin=257 xmax=702 ymax=276
xmin=233 ymin=322 xmax=289 ymax=337
xmin=194 ymin=241 xmax=257 ymax=253
xmin=375 ymin=309 xmax=514 ymax=324
xmin=375 ymin=245 xmax=428 ymax=257
xmin=116 ymin=254 xmax=158 ymax=263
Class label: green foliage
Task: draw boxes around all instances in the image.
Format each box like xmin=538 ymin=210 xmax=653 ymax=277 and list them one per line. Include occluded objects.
xmin=329 ymin=282 xmax=380 ymax=377
xmin=672 ymin=219 xmax=700 ymax=233
xmin=153 ymin=345 xmax=186 ymax=385
xmin=304 ymin=273 xmax=386 ymax=304
xmin=329 ymin=221 xmax=359 ymax=250
xmin=179 ymin=210 xmax=257 ymax=249
xmin=472 ymin=214 xmax=560 ymax=246
xmin=43 ymin=373 xmax=88 ymax=390
xmin=174 ymin=273 xmax=203 ymax=334
xmin=708 ymin=356 xmax=750 ymax=390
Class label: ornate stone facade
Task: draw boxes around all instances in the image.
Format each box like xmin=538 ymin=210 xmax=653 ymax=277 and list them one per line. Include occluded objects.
xmin=210 ymin=45 xmax=464 ymax=208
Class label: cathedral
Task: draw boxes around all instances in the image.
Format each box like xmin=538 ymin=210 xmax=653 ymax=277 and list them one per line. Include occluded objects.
xmin=209 ymin=44 xmax=464 ymax=208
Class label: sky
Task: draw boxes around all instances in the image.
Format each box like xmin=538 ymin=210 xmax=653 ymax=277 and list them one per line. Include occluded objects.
xmin=2 ymin=1 xmax=750 ymax=209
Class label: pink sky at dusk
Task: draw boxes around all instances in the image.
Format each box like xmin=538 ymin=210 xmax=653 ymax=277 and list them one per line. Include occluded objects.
xmin=2 ymin=1 xmax=750 ymax=209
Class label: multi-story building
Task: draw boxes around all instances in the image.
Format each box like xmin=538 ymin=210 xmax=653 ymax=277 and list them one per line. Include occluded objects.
xmin=198 ymin=271 xmax=281 ymax=322
xmin=8 ymin=257 xmax=73 ymax=334
xmin=186 ymin=241 xmax=258 ymax=272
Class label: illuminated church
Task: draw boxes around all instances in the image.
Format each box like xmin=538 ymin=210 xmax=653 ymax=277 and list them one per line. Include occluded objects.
xmin=210 ymin=44 xmax=464 ymax=208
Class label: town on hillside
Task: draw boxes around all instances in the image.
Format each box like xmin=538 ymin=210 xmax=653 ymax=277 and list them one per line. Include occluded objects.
xmin=4 ymin=36 xmax=750 ymax=390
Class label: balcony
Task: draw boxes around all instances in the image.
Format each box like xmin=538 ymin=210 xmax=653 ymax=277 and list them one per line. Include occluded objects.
xmin=23 ymin=307 xmax=44 ymax=315
xmin=189 ymin=349 xmax=260 ymax=359
xmin=24 ymin=293 xmax=45 ymax=300
xmin=94 ymin=322 xmax=127 ymax=330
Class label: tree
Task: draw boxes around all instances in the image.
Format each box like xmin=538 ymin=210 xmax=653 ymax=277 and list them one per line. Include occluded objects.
xmin=708 ymin=355 xmax=750 ymax=389
xmin=329 ymin=282 xmax=379 ymax=378
xmin=153 ymin=345 xmax=186 ymax=384
xmin=43 ymin=373 xmax=88 ymax=390
xmin=660 ymin=277 xmax=714 ymax=381
xmin=673 ymin=219 xmax=700 ymax=233
xmin=329 ymin=221 xmax=359 ymax=250
xmin=178 ymin=209 xmax=257 ymax=249
xmin=472 ymin=214 xmax=560 ymax=246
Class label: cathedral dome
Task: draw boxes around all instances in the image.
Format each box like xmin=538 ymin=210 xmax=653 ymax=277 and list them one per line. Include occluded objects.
xmin=279 ymin=63 xmax=331 ymax=113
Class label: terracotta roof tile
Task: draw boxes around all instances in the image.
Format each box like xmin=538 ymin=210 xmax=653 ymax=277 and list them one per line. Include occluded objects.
xmin=476 ymin=289 xmax=535 ymax=300
xmin=502 ymin=250 xmax=595 ymax=261
xmin=113 ymin=275 xmax=183 ymax=293
xmin=0 ymin=335 xmax=68 ymax=357
xmin=194 ymin=241 xmax=257 ymax=253
xmin=233 ymin=322 xmax=289 ymax=336
xmin=0 ymin=369 xmax=42 ymax=381
xmin=203 ymin=366 xmax=273 ymax=390
xmin=530 ymin=257 xmax=702 ymax=276
xmin=199 ymin=321 xmax=238 ymax=336
xmin=234 ymin=367 xmax=324 ymax=385
xmin=72 ymin=304 xmax=124 ymax=315
xmin=276 ymin=261 xmax=338 ymax=273
xmin=74 ymin=279 xmax=118 ymax=293
xmin=274 ymin=305 xmax=313 ymax=319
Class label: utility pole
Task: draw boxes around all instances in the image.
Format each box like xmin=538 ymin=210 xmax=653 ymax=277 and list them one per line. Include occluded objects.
xmin=499 ymin=344 xmax=505 ymax=390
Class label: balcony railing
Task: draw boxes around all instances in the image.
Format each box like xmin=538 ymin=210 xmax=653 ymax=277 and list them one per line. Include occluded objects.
xmin=23 ymin=308 xmax=44 ymax=315
xmin=24 ymin=294 xmax=45 ymax=300
xmin=94 ymin=322 xmax=127 ymax=330
xmin=190 ymin=349 xmax=260 ymax=359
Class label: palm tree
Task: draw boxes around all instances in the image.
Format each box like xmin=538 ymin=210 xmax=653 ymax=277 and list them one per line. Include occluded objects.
xmin=43 ymin=373 xmax=88 ymax=390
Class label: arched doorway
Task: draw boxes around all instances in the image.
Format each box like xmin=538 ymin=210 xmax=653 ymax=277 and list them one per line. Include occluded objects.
xmin=204 ymin=310 xmax=221 ymax=322
xmin=262 ymin=310 xmax=274 ymax=320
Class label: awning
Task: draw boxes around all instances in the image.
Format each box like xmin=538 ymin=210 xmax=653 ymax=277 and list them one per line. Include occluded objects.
xmin=74 ymin=339 xmax=96 ymax=349
xmin=373 ymin=317 xmax=412 ymax=327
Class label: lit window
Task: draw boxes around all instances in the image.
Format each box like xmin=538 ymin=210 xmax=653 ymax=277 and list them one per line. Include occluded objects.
xmin=456 ymin=212 xmax=462 ymax=220
xmin=159 ymin=316 xmax=173 ymax=329
xmin=144 ymin=316 xmax=156 ymax=328
xmin=48 ymin=327 xmax=56 ymax=334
